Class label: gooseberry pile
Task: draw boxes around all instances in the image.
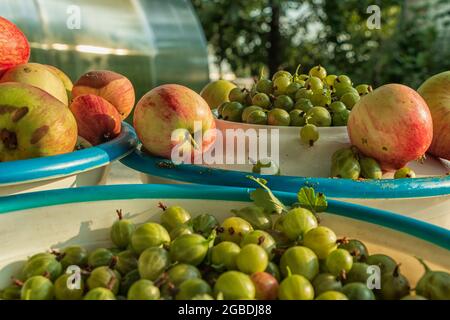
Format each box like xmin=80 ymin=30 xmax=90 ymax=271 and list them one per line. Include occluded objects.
xmin=218 ymin=65 xmax=372 ymax=129
xmin=1 ymin=183 xmax=447 ymax=300
xmin=330 ymin=146 xmax=417 ymax=180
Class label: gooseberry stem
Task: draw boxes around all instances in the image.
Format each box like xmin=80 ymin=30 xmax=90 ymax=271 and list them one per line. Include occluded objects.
xmin=415 ymin=256 xmax=431 ymax=273
xmin=12 ymin=278 xmax=23 ymax=287
xmin=116 ymin=209 xmax=123 ymax=220
xmin=158 ymin=202 xmax=168 ymax=211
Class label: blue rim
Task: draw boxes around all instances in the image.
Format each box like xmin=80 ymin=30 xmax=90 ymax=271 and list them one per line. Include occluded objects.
xmin=0 ymin=184 xmax=448 ymax=250
xmin=0 ymin=122 xmax=138 ymax=185
xmin=121 ymin=149 xmax=450 ymax=199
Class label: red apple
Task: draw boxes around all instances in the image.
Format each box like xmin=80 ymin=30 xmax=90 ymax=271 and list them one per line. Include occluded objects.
xmin=70 ymin=94 xmax=122 ymax=146
xmin=133 ymin=84 xmax=216 ymax=161
xmin=72 ymin=70 xmax=135 ymax=119
xmin=418 ymin=71 xmax=450 ymax=160
xmin=348 ymin=84 xmax=433 ymax=171
xmin=0 ymin=17 xmax=30 ymax=74
xmin=0 ymin=83 xmax=77 ymax=162
xmin=250 ymin=272 xmax=279 ymax=300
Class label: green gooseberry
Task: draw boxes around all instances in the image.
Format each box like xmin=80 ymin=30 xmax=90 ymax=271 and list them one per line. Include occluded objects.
xmin=341 ymin=282 xmax=376 ymax=300
xmin=167 ymin=264 xmax=202 ymax=287
xmin=138 ymin=247 xmax=170 ymax=281
xmin=228 ymin=87 xmax=247 ymax=104
xmin=170 ymin=233 xmax=213 ymax=266
xmin=360 ymin=157 xmax=383 ymax=180
xmin=84 ymin=288 xmax=116 ymax=300
xmin=256 ymin=79 xmax=273 ymax=95
xmin=246 ymin=110 xmax=268 ymax=125
xmin=221 ymin=102 xmax=245 ymax=122
xmin=219 ymin=217 xmax=254 ymax=244
xmin=128 ymin=279 xmax=160 ymax=300
xmin=60 ymin=246 xmax=88 ymax=269
xmin=22 ymin=255 xmax=62 ymax=281
xmin=295 ymin=88 xmax=314 ymax=101
xmin=340 ymin=92 xmax=360 ymax=110
xmin=252 ymin=93 xmax=271 ymax=109
xmin=131 ymin=222 xmax=170 ymax=255
xmin=268 ymin=108 xmax=291 ymax=126
xmin=176 ymin=278 xmax=212 ymax=300
xmin=110 ymin=210 xmax=135 ymax=249
xmin=87 ymin=248 xmax=115 ymax=268
xmin=312 ymin=273 xmax=342 ymax=296
xmin=87 ymin=266 xmax=121 ymax=295
xmin=303 ymin=227 xmax=338 ymax=259
xmin=274 ymin=95 xmax=294 ymax=111
xmin=280 ymin=246 xmax=319 ymax=280
xmin=240 ymin=230 xmax=276 ymax=258
xmin=236 ymin=244 xmax=269 ymax=274
xmin=115 ymin=250 xmax=138 ymax=275
xmin=305 ymin=106 xmax=332 ymax=127
xmin=211 ymin=241 xmax=241 ymax=270
xmin=54 ymin=273 xmax=85 ymax=300
xmin=170 ymin=224 xmax=194 ymax=240
xmin=214 ymin=271 xmax=255 ymax=300
xmin=160 ymin=205 xmax=191 ymax=232
xmin=289 ymin=110 xmax=306 ymax=127
xmin=242 ymin=106 xmax=263 ymax=123
xmin=280 ymin=208 xmax=318 ymax=241
xmin=188 ymin=213 xmax=219 ymax=237
xmin=329 ymin=101 xmax=347 ymax=113
xmin=21 ymin=276 xmax=54 ymax=300
xmin=278 ymin=274 xmax=314 ymax=300
xmin=394 ymin=167 xmax=416 ymax=179
xmin=332 ymin=109 xmax=351 ymax=126
xmin=232 ymin=205 xmax=272 ymax=230
xmin=315 ymin=291 xmax=348 ymax=300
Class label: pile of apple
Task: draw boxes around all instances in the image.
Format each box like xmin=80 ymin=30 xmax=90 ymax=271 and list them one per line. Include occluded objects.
xmin=0 ymin=17 xmax=135 ymax=163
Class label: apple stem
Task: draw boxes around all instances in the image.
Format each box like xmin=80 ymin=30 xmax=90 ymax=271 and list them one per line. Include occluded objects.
xmin=189 ymin=135 xmax=200 ymax=150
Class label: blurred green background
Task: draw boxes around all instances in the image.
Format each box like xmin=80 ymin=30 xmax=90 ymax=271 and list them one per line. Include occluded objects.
xmin=2 ymin=0 xmax=449 ymax=93
xmin=193 ymin=0 xmax=450 ymax=89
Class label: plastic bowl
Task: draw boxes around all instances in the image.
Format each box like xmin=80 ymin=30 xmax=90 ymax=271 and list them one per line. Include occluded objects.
xmin=0 ymin=184 xmax=448 ymax=289
xmin=0 ymin=122 xmax=138 ymax=196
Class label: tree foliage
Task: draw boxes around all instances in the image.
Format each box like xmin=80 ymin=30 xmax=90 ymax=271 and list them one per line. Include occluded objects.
xmin=192 ymin=0 xmax=450 ymax=87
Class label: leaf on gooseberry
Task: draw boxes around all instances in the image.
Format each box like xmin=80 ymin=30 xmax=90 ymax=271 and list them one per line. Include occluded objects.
xmin=247 ymin=176 xmax=287 ymax=215
xmin=297 ymin=187 xmax=328 ymax=213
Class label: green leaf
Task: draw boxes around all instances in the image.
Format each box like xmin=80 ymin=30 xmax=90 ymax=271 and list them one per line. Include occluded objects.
xmin=247 ymin=176 xmax=287 ymax=214
xmin=297 ymin=187 xmax=328 ymax=213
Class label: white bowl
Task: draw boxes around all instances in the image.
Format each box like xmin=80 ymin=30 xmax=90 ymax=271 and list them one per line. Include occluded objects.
xmin=121 ymin=119 xmax=450 ymax=228
xmin=0 ymin=184 xmax=448 ymax=290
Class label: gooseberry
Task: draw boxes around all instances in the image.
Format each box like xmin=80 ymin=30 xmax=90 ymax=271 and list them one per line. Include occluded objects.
xmin=110 ymin=209 xmax=135 ymax=249
xmin=138 ymin=247 xmax=170 ymax=281
xmin=176 ymin=278 xmax=212 ymax=300
xmin=280 ymin=246 xmax=319 ymax=280
xmin=251 ymin=272 xmax=279 ymax=300
xmin=211 ymin=241 xmax=241 ymax=270
xmin=214 ymin=271 xmax=255 ymax=300
xmin=21 ymin=276 xmax=54 ymax=300
xmin=131 ymin=223 xmax=170 ymax=254
xmin=128 ymin=279 xmax=160 ymax=300
xmin=219 ymin=217 xmax=253 ymax=244
xmin=160 ymin=205 xmax=191 ymax=232
xmin=236 ymin=244 xmax=269 ymax=274
xmin=303 ymin=226 xmax=337 ymax=259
